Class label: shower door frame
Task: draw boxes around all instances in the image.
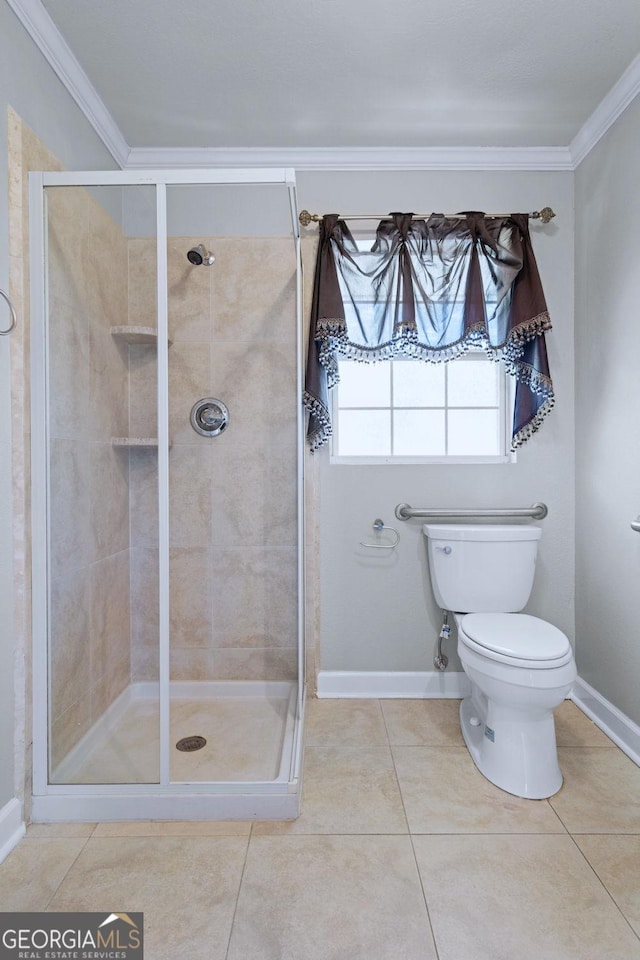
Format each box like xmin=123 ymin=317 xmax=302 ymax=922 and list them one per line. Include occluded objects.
xmin=29 ymin=168 xmax=306 ymax=820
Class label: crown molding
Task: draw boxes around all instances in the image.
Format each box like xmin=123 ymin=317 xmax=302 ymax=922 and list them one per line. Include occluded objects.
xmin=570 ymin=52 xmax=640 ymax=168
xmin=6 ymin=0 xmax=130 ymax=168
xmin=8 ymin=0 xmax=640 ymax=174
xmin=125 ymin=144 xmax=574 ymax=172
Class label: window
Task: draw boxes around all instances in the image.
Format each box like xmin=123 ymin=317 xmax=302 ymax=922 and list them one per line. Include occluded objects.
xmin=305 ymin=214 xmax=554 ymax=455
xmin=331 ymin=353 xmax=514 ymax=464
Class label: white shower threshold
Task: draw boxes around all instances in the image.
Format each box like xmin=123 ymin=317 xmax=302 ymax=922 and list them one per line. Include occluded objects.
xmin=32 ymin=681 xmax=304 ymax=823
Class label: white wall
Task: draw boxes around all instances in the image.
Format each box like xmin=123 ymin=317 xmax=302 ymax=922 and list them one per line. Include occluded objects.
xmin=296 ymin=170 xmax=575 ymax=674
xmin=574 ymin=95 xmax=640 ymax=726
xmin=0 ymin=2 xmax=117 ymax=812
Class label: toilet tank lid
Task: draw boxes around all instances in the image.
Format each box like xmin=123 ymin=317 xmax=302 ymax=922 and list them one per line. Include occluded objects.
xmin=460 ymin=613 xmax=571 ymax=660
xmin=423 ymin=523 xmax=542 ymax=542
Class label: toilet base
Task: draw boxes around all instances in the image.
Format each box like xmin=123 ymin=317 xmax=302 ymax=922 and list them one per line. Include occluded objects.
xmin=460 ymin=694 xmax=563 ymax=800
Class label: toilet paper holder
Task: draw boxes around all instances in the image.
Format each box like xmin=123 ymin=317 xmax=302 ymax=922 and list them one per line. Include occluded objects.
xmin=360 ymin=519 xmax=400 ymax=550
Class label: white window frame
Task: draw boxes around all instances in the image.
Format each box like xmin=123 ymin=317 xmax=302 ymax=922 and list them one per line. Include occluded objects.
xmin=330 ymin=352 xmax=516 ymax=465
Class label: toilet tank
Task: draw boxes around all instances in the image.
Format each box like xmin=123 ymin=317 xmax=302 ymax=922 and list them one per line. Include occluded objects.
xmin=423 ymin=524 xmax=542 ymax=613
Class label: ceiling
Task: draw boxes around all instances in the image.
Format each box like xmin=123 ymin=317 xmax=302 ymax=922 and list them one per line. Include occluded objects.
xmin=26 ymin=0 xmax=640 ymax=156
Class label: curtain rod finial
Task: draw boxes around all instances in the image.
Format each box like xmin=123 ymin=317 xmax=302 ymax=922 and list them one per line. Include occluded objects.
xmin=299 ymin=209 xmax=320 ymax=227
xmin=535 ymin=206 xmax=555 ymax=224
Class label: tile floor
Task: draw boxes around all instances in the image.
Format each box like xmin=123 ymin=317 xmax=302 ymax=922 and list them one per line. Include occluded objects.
xmin=3 ymin=698 xmax=640 ymax=959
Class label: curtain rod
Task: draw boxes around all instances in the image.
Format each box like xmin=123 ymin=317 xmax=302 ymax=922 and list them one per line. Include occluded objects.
xmin=298 ymin=206 xmax=556 ymax=227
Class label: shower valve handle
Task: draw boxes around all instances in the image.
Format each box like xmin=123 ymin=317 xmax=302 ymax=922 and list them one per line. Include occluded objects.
xmin=190 ymin=398 xmax=229 ymax=437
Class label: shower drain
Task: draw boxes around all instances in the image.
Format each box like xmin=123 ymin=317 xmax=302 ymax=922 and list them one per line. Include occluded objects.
xmin=175 ymin=735 xmax=207 ymax=752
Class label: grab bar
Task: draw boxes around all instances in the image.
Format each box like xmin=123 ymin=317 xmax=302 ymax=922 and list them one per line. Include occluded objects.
xmin=0 ymin=288 xmax=17 ymax=336
xmin=395 ymin=501 xmax=548 ymax=521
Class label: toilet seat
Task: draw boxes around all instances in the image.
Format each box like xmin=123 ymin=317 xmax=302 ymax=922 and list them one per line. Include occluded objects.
xmin=459 ymin=613 xmax=573 ymax=669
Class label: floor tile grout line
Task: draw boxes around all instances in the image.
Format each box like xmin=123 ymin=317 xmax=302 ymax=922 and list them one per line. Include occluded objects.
xmin=571 ymin=830 xmax=640 ymax=836
xmin=557 ymin=744 xmax=619 ymax=749
xmin=377 ymin=698 xmax=391 ymax=747
xmin=247 ymin=829 xmax=585 ymax=837
xmin=378 ymin=699 xmax=410 ymax=835
xmin=386 ymin=716 xmax=442 ymax=960
xmin=567 ymin=832 xmax=640 ymax=944
xmin=41 ymin=833 xmax=94 ymax=911
xmin=405 ymin=828 xmax=577 ymax=836
xmin=231 ymin=829 xmax=616 ymax=837
xmin=378 ymin=701 xmax=440 ymax=960
xmin=547 ymin=796 xmax=579 ymax=835
xmin=542 ymin=796 xmax=571 ymax=835
xmin=222 ymin=823 xmax=253 ymax=960
xmin=406 ymin=832 xmax=443 ymax=960
xmin=391 ymin=744 xmax=478 ymax=751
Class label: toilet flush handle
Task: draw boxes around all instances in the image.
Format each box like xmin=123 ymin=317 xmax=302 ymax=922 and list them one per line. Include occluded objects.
xmin=436 ymin=545 xmax=452 ymax=555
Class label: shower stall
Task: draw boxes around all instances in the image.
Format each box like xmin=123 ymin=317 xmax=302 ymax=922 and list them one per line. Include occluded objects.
xmin=29 ymin=169 xmax=305 ymax=820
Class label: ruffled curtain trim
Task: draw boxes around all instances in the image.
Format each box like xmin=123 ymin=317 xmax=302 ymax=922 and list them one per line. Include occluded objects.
xmin=303 ymin=389 xmax=332 ymax=453
xmin=512 ymin=395 xmax=555 ymax=450
xmin=304 ymin=212 xmax=555 ymax=453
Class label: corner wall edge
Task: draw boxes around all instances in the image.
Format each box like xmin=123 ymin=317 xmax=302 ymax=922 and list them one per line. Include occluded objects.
xmin=0 ymin=798 xmax=25 ymax=864
xmin=570 ymin=53 xmax=640 ymax=167
xmin=571 ymin=675 xmax=640 ymax=766
xmin=6 ymin=0 xmax=130 ymax=168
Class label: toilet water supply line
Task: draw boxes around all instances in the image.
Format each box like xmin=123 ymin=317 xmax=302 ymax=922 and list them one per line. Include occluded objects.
xmin=435 ymin=611 xmax=451 ymax=671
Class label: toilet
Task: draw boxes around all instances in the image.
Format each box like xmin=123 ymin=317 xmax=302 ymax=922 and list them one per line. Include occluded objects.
xmin=423 ymin=523 xmax=576 ymax=799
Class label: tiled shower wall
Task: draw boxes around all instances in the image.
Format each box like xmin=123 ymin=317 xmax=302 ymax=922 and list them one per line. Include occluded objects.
xmin=129 ymin=236 xmax=299 ymax=683
xmin=48 ymin=187 xmax=131 ymax=771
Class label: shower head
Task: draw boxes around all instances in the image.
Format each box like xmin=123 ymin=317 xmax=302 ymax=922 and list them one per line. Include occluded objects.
xmin=187 ymin=243 xmax=215 ymax=266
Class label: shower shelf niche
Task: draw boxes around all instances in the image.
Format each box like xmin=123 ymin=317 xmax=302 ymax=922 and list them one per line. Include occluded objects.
xmin=110 ymin=325 xmax=172 ymax=345
xmin=110 ymin=326 xmax=172 ymax=448
xmin=111 ymin=437 xmax=159 ymax=448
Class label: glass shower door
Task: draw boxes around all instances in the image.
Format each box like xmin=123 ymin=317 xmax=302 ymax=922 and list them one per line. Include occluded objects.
xmin=165 ymin=183 xmax=300 ymax=784
xmin=44 ymin=183 xmax=161 ymax=784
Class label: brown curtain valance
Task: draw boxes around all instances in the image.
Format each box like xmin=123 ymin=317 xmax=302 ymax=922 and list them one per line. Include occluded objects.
xmin=304 ymin=212 xmax=554 ymax=452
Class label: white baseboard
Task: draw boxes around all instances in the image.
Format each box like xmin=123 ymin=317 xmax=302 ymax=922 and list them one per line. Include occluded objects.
xmin=316 ymin=670 xmax=471 ymax=699
xmin=571 ymin=676 xmax=640 ymax=767
xmin=0 ymin=798 xmax=25 ymax=864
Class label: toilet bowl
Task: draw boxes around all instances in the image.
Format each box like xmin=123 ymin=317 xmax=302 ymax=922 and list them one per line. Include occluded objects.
xmin=423 ymin=524 xmax=576 ymax=800
xmin=456 ymin=612 xmax=576 ymax=798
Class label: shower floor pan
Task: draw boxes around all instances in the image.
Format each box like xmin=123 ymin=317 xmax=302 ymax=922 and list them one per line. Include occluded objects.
xmin=34 ymin=681 xmax=302 ymax=822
